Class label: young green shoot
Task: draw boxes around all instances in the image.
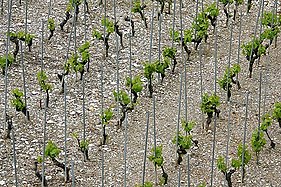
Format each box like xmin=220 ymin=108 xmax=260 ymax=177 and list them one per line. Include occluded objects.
xmin=143 ymin=62 xmax=156 ymax=98
xmin=37 ymin=70 xmax=52 ymax=108
xmin=92 ymin=17 xmax=114 ymax=57
xmin=251 ymin=129 xmax=266 ymax=164
xmin=218 ymin=64 xmax=241 ymax=101
xmin=172 ymin=133 xmax=193 ymax=165
xmin=200 ymin=93 xmax=220 ymax=129
xmin=100 ymin=107 xmax=113 ymax=145
xmin=148 ymin=145 xmax=168 ymax=185
xmin=45 ymin=140 xmax=70 ymax=181
xmin=162 ymin=46 xmax=177 ymax=73
xmin=125 ymin=75 xmax=143 ymax=104
xmin=217 ymin=143 xmax=251 ymax=187
xmin=113 ymin=90 xmax=132 ymax=127
xmin=0 ymin=53 xmax=14 ymax=75
xmin=71 ymin=132 xmax=90 ymax=160
xmin=48 ymin=18 xmax=55 ymax=40
xmin=132 ymin=0 xmax=147 ymax=28
xmin=261 ymin=113 xmax=275 ymax=148
xmin=273 ymin=102 xmax=281 ymax=128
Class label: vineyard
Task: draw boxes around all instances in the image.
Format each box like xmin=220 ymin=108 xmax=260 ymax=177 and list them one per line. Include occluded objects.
xmin=0 ymin=0 xmax=281 ymax=186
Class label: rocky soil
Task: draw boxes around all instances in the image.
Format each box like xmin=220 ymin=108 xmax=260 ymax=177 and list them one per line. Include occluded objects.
xmin=0 ymin=0 xmax=281 ymax=186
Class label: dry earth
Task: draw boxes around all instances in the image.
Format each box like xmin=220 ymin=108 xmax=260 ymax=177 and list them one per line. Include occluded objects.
xmin=0 ymin=0 xmax=281 ymax=186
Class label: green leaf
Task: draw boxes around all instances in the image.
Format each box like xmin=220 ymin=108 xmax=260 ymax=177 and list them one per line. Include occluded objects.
xmin=37 ymin=156 xmax=43 ymax=163
xmin=11 ymin=88 xmax=26 ymax=111
xmin=172 ymin=133 xmax=193 ymax=150
xmin=217 ymin=155 xmax=227 ymax=173
xmin=132 ymin=0 xmax=142 ymax=13
xmin=261 ymin=113 xmax=272 ymax=131
xmin=163 ymin=47 xmax=176 ymax=59
xmin=148 ymin=145 xmax=164 ymax=167
xmin=113 ymin=90 xmax=131 ymax=106
xmin=181 ymin=119 xmax=196 ymax=133
xmin=101 ymin=107 xmax=113 ymax=124
xmin=92 ymin=29 xmax=103 ymax=40
xmin=273 ymin=102 xmax=281 ymax=121
xmin=45 ymin=140 xmax=61 ymax=159
xmin=251 ymin=129 xmax=266 ymax=153
xmin=143 ymin=62 xmax=156 ymax=80
xmin=126 ymin=76 xmax=143 ymax=93
xmin=48 ymin=18 xmax=55 ymax=31
xmin=37 ymin=70 xmax=52 ymax=92
xmin=200 ymin=93 xmax=220 ymax=115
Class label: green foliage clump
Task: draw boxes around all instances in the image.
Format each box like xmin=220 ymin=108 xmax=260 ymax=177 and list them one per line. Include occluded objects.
xmin=37 ymin=70 xmax=52 ymax=92
xmin=101 ymin=107 xmax=113 ymax=125
xmin=162 ymin=47 xmax=176 ymax=59
xmin=113 ymin=90 xmax=131 ymax=106
xmin=148 ymin=145 xmax=164 ymax=167
xmin=78 ymin=41 xmax=90 ymax=65
xmin=155 ymin=58 xmax=170 ymax=82
xmin=181 ymin=119 xmax=196 ymax=134
xmin=135 ymin=181 xmax=153 ymax=187
xmin=126 ymin=76 xmax=143 ymax=104
xmin=0 ymin=53 xmax=14 ymax=75
xmin=200 ymin=93 xmax=220 ymax=115
xmin=172 ymin=133 xmax=193 ymax=150
xmin=192 ymin=12 xmax=209 ymax=41
xmin=218 ymin=64 xmax=241 ymax=101
xmin=231 ymin=143 xmax=251 ymax=169
xmin=101 ymin=17 xmax=114 ymax=34
xmin=251 ymin=129 xmax=266 ymax=163
xmin=11 ymin=88 xmax=26 ymax=112
xmin=144 ymin=62 xmax=156 ymax=80
xmin=126 ymin=76 xmax=143 ymax=94
xmin=45 ymin=141 xmax=61 ymax=159
xmin=92 ymin=29 xmax=103 ymax=40
xmin=273 ymin=102 xmax=281 ymax=127
xmin=48 ymin=18 xmax=55 ymax=31
xmin=261 ymin=113 xmax=272 ymax=131
xmin=131 ymin=0 xmax=142 ymax=13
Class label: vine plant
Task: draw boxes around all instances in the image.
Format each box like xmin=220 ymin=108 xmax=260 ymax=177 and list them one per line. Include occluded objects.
xmin=233 ymin=0 xmax=243 ymax=21
xmin=273 ymin=102 xmax=281 ymax=128
xmin=163 ymin=46 xmax=177 ymax=73
xmin=37 ymin=70 xmax=52 ymax=108
xmin=154 ymin=0 xmax=172 ymax=19
xmin=71 ymin=132 xmax=90 ymax=161
xmin=143 ymin=62 xmax=156 ymax=98
xmin=148 ymin=145 xmax=168 ymax=185
xmin=125 ymin=75 xmax=143 ymax=104
xmin=100 ymin=107 xmax=113 ymax=145
xmin=205 ymin=3 xmax=220 ymax=29
xmin=181 ymin=119 xmax=199 ymax=147
xmin=251 ymin=128 xmax=266 ymax=164
xmin=92 ymin=17 xmax=114 ymax=57
xmin=9 ymin=31 xmax=35 ymax=59
xmin=11 ymin=88 xmax=29 ymax=118
xmin=242 ymin=12 xmax=280 ymax=78
xmin=200 ymin=93 xmax=220 ymax=129
xmin=132 ymin=0 xmax=148 ymax=28
xmin=172 ymin=132 xmax=192 ymax=165
xmin=113 ymin=90 xmax=133 ymax=127
xmin=218 ymin=64 xmax=241 ymax=101
xmin=170 ymin=29 xmax=191 ymax=59
xmin=48 ymin=18 xmax=55 ymax=40
xmin=261 ymin=113 xmax=275 ymax=148
xmin=45 ymin=140 xmax=70 ymax=181
xmin=217 ymin=143 xmax=251 ymax=187
xmin=155 ymin=58 xmax=170 ymax=83
xmin=219 ymin=0 xmax=233 ymax=26
xmin=34 ymin=157 xmax=47 ymax=186
xmin=0 ymin=53 xmax=14 ymax=75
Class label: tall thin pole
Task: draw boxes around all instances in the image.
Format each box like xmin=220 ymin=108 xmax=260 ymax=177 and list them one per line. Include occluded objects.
xmin=142 ymin=112 xmax=150 ymax=185
xmin=3 ymin=0 xmax=13 ymax=132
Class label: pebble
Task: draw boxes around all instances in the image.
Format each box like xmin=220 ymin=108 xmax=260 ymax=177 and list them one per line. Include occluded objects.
xmin=0 ymin=180 xmax=5 ymax=185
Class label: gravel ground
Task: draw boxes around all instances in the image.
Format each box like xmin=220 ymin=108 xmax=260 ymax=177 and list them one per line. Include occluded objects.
xmin=0 ymin=0 xmax=281 ymax=186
